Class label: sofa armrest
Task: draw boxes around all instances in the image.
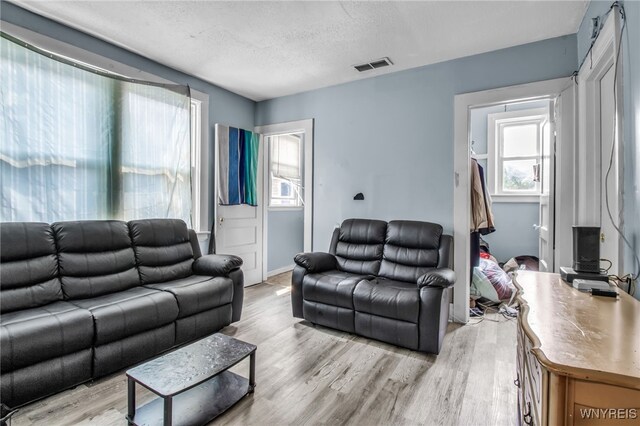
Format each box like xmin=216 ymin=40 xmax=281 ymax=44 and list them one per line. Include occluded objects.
xmin=294 ymin=252 xmax=337 ymax=273
xmin=193 ymin=254 xmax=243 ymax=276
xmin=417 ymin=268 xmax=456 ymax=288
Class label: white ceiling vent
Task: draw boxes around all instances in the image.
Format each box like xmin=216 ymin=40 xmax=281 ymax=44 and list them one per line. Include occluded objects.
xmin=353 ymin=57 xmax=393 ymax=72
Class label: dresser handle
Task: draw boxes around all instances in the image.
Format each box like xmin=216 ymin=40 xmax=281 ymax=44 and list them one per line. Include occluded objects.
xmin=523 ymin=402 xmax=533 ymax=425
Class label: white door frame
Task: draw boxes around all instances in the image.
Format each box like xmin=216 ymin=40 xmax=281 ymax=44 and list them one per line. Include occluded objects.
xmin=453 ymin=77 xmax=572 ymax=323
xmin=255 ymin=119 xmax=314 ymax=279
xmin=554 ymin=83 xmax=578 ymax=273
xmin=576 ymin=10 xmax=624 ymax=274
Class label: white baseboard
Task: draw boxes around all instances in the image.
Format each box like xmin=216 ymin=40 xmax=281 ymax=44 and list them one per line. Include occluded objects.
xmin=268 ymin=264 xmax=295 ymax=278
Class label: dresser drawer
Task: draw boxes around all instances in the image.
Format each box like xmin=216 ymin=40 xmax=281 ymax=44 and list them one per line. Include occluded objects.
xmin=527 ymin=354 xmax=547 ymax=422
xmin=522 ymin=368 xmax=540 ymax=426
xmin=521 ymin=332 xmax=547 ymax=425
xmin=569 ymin=381 xmax=640 ymax=426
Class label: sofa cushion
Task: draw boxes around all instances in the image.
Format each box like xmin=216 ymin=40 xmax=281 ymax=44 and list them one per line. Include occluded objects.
xmin=333 ymin=219 xmax=386 ymax=275
xmin=146 ymin=275 xmax=234 ymax=318
xmin=53 ymin=220 xmax=141 ymax=299
xmin=1 ymin=349 xmax=93 ymax=408
xmin=302 ymin=270 xmax=369 ymax=309
xmin=0 ymin=222 xmax=63 ymax=312
xmin=302 ymin=300 xmax=355 ymax=333
xmin=0 ymin=301 xmax=93 ymax=373
xmin=378 ymin=220 xmax=443 ymax=283
xmin=355 ymin=312 xmax=419 ymax=351
xmin=71 ymin=287 xmax=179 ymax=345
xmin=129 ymin=219 xmax=194 ymax=284
xmin=353 ymin=278 xmax=420 ymax=323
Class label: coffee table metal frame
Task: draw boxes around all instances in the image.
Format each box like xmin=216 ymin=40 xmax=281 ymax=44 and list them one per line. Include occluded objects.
xmin=125 ymin=335 xmax=256 ymax=426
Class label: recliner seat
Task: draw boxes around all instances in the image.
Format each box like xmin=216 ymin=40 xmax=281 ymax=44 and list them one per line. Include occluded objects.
xmin=292 ymin=218 xmax=455 ymax=354
xmin=0 ymin=222 xmax=94 ymax=407
xmin=0 ymin=218 xmax=244 ymax=408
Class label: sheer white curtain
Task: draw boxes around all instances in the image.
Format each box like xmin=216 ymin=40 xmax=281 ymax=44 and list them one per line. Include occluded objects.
xmin=121 ymin=83 xmax=190 ymax=221
xmin=0 ymin=34 xmax=191 ymax=225
xmin=1 ymin=35 xmax=112 ymax=221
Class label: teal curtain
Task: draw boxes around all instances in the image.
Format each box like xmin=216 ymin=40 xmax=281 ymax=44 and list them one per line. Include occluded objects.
xmin=243 ymin=130 xmax=259 ymax=206
xmin=0 ymin=34 xmax=191 ymax=224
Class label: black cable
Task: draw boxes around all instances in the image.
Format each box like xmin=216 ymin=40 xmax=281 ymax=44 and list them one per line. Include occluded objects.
xmin=576 ymin=2 xmax=620 ymax=72
xmin=600 ymin=258 xmax=613 ymax=274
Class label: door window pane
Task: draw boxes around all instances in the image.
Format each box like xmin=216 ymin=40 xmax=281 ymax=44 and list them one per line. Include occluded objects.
xmin=269 ymin=133 xmax=303 ymax=208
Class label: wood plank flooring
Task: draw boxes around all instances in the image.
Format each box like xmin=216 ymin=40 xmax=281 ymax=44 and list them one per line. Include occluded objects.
xmin=12 ymin=272 xmax=517 ymax=425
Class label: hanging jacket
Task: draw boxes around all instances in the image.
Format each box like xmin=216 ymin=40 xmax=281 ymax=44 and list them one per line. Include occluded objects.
xmin=470 ymin=159 xmax=495 ymax=234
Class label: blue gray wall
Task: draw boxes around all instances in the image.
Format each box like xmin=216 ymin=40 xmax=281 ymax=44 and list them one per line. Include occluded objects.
xmin=257 ymin=36 xmax=578 ymax=250
xmin=0 ymin=2 xmax=256 ymax=233
xmin=470 ymin=100 xmax=548 ymax=262
xmin=578 ymin=1 xmax=640 ymax=298
xmin=268 ymin=210 xmax=303 ymax=272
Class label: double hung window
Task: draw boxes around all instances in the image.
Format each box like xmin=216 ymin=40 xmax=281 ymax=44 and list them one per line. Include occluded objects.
xmin=488 ymin=108 xmax=547 ymax=200
xmin=1 ymin=33 xmax=194 ymax=225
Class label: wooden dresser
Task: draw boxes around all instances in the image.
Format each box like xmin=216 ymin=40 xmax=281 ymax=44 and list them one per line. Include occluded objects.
xmin=514 ymin=271 xmax=640 ymax=425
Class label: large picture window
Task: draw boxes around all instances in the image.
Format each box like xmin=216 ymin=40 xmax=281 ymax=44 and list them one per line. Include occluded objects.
xmin=0 ymin=34 xmax=192 ymax=224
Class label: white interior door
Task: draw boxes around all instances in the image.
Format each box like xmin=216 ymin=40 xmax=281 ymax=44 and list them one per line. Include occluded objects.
xmin=538 ymin=103 xmax=554 ymax=272
xmin=599 ymin=64 xmax=619 ymax=275
xmin=215 ymin=124 xmax=264 ymax=286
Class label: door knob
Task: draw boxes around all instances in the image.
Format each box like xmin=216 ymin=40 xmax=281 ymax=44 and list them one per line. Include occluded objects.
xmin=219 ymin=217 xmax=224 ymax=225
xmin=601 ymin=232 xmax=605 ymax=242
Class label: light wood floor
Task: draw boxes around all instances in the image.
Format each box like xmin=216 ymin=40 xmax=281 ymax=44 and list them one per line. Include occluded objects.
xmin=13 ymin=272 xmax=517 ymax=425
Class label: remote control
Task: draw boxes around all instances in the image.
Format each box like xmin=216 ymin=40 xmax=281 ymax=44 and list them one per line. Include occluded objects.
xmin=591 ymin=288 xmax=618 ymax=298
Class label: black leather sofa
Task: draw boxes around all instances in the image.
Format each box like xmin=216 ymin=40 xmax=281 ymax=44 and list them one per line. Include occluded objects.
xmin=292 ymin=219 xmax=455 ymax=354
xmin=0 ymin=219 xmax=243 ymax=408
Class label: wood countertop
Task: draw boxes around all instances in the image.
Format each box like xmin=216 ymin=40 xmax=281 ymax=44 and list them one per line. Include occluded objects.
xmin=513 ymin=271 xmax=640 ymax=390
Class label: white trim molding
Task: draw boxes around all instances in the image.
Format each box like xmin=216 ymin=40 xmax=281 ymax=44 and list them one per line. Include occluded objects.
xmin=576 ymin=9 xmax=624 ymax=274
xmin=267 ymin=264 xmax=295 ymax=278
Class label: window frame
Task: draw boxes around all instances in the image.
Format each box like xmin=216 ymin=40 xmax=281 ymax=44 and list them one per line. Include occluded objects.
xmin=487 ymin=108 xmax=548 ymax=202
xmin=267 ymin=133 xmax=304 ymax=210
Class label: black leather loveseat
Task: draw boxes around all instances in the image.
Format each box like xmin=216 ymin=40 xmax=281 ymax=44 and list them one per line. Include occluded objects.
xmin=0 ymin=219 xmax=243 ymax=408
xmin=292 ymin=219 xmax=455 ymax=354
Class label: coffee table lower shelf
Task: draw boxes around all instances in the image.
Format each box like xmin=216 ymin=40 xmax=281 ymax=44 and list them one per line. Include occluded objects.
xmin=128 ymin=370 xmax=251 ymax=426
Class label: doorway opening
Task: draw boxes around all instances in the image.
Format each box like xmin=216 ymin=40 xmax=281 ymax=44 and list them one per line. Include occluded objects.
xmin=453 ymin=77 xmax=575 ymax=323
xmin=470 ymin=100 xmax=552 ymax=272
xmin=256 ymin=119 xmax=314 ymax=280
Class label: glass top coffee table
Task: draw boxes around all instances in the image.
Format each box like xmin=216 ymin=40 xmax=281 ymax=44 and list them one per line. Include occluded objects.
xmin=126 ymin=333 xmax=256 ymax=426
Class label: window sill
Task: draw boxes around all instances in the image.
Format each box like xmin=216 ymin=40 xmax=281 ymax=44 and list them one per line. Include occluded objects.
xmin=490 ymin=194 xmax=540 ymax=203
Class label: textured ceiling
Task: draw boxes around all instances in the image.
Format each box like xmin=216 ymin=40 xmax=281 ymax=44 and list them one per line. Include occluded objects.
xmin=12 ymin=1 xmax=589 ymax=101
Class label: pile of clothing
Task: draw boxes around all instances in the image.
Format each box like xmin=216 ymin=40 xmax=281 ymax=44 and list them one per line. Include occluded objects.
xmin=471 ymin=258 xmax=516 ymax=304
xmin=470 ymin=240 xmax=539 ymax=317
